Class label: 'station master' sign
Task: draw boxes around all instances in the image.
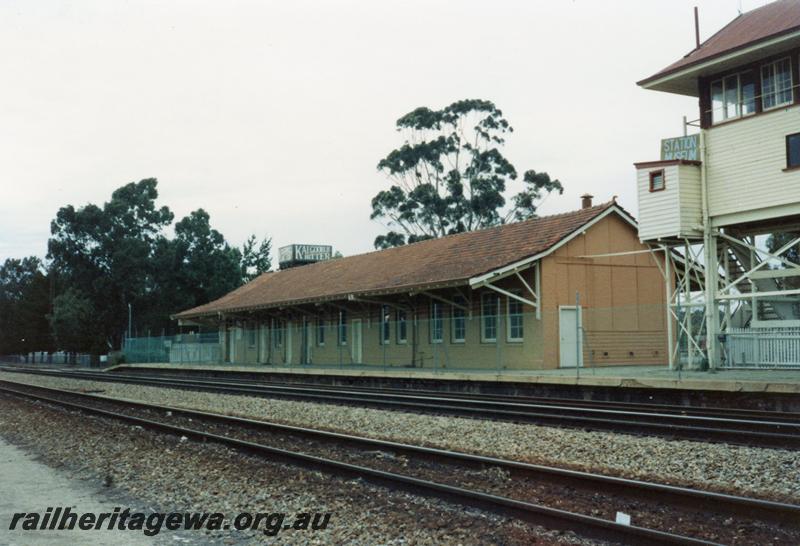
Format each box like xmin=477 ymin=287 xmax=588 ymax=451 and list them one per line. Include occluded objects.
xmin=661 ymin=134 xmax=699 ymax=161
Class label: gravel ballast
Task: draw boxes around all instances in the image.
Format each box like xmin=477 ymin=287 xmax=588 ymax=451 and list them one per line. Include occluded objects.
xmin=0 ymin=394 xmax=595 ymax=545
xmin=2 ymin=371 xmax=799 ymax=503
xmin=5 ymin=381 xmax=797 ymax=545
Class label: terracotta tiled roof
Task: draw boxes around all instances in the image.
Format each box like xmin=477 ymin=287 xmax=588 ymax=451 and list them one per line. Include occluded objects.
xmin=639 ymin=0 xmax=800 ymax=86
xmin=174 ymin=202 xmax=630 ymax=319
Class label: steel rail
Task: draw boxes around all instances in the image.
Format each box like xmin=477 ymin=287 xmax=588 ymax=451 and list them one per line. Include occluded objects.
xmin=2 ymin=367 xmax=799 ymax=448
xmin=33 ymin=366 xmax=800 ymax=422
xmin=4 ymin=365 xmax=798 ymax=422
xmin=0 ymin=367 xmax=794 ymax=428
xmin=1 ymin=378 xmax=797 ymax=526
xmin=0 ymin=381 xmax=721 ymax=546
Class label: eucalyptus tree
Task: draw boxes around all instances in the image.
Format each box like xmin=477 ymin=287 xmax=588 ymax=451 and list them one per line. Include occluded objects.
xmin=0 ymin=257 xmax=51 ymax=354
xmin=48 ymin=178 xmax=174 ymax=349
xmin=371 ymin=99 xmax=563 ymax=248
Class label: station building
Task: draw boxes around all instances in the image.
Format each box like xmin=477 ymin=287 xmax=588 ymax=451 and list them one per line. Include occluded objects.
xmin=174 ymin=198 xmax=668 ymax=371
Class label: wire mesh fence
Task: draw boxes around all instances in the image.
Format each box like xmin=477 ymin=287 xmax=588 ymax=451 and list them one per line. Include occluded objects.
xmin=118 ymin=304 xmax=697 ymax=372
xmin=0 ymin=352 xmax=95 ymax=366
xmin=5 ymin=302 xmax=799 ymax=372
xmin=6 ymin=301 xmax=799 ymax=372
xmin=122 ymin=332 xmax=221 ymax=364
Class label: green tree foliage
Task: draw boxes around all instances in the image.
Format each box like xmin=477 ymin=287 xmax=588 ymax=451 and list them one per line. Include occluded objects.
xmin=371 ymin=99 xmax=564 ymax=249
xmin=49 ymin=288 xmax=96 ymax=353
xmin=48 ymin=178 xmax=174 ymax=349
xmin=43 ymin=178 xmax=272 ymax=352
xmin=241 ymin=234 xmax=273 ymax=282
xmin=0 ymin=257 xmax=52 ymax=354
xmin=173 ymin=208 xmax=244 ymax=304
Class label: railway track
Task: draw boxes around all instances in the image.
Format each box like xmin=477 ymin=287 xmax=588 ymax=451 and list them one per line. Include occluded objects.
xmin=20 ymin=365 xmax=800 ymax=420
xmin=3 ymin=378 xmax=799 ymax=545
xmin=5 ymin=365 xmax=796 ymax=420
xmin=2 ymin=366 xmax=799 ymax=449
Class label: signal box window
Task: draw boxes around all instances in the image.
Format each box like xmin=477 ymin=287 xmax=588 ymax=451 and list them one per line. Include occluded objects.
xmin=788 ymin=133 xmax=800 ymax=169
xmin=762 ymin=58 xmax=793 ymax=110
xmin=649 ymin=170 xmax=665 ymax=192
xmin=710 ymin=71 xmax=755 ymax=124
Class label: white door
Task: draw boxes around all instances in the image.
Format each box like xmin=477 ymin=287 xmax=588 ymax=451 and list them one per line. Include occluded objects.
xmin=559 ymin=306 xmax=583 ymax=368
xmin=351 ymin=319 xmax=363 ymax=363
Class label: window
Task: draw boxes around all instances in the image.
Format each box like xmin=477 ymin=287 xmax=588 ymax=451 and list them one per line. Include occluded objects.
xmin=380 ymin=305 xmax=391 ymax=345
xmin=507 ymin=292 xmax=524 ymax=342
xmin=338 ymin=310 xmax=347 ymax=345
xmin=451 ymin=297 xmax=466 ymax=343
xmin=710 ymin=71 xmax=756 ymax=123
xmin=762 ymin=58 xmax=793 ymax=110
xmin=788 ymin=133 xmax=800 ymax=169
xmin=396 ymin=310 xmax=407 ymax=344
xmin=481 ymin=293 xmax=498 ymax=342
xmin=649 ymin=169 xmax=665 ymax=192
xmin=317 ymin=318 xmax=325 ymax=346
xmin=274 ymin=320 xmax=283 ymax=347
xmin=430 ymin=302 xmax=443 ymax=343
xmin=247 ymin=325 xmax=256 ymax=347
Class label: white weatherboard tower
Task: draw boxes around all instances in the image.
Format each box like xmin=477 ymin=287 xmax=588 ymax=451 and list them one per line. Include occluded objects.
xmin=636 ymin=1 xmax=800 ymax=369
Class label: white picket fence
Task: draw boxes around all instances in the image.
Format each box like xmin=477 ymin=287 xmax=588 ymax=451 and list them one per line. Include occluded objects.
xmin=726 ymin=327 xmax=800 ymax=368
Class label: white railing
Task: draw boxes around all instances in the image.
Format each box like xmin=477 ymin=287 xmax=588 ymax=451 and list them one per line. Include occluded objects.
xmin=725 ymin=327 xmax=800 ymax=368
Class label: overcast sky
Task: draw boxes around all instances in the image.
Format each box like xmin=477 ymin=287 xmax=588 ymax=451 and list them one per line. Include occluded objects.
xmin=0 ymin=0 xmax=772 ymax=262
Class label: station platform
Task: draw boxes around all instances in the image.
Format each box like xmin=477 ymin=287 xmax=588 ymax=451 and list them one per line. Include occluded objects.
xmin=108 ymin=363 xmax=800 ymax=395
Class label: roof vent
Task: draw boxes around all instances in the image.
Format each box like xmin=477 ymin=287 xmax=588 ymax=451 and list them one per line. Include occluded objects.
xmin=581 ymin=194 xmax=594 ymax=209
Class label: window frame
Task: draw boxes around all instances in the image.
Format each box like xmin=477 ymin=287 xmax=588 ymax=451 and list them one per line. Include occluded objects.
xmin=761 ymin=57 xmax=793 ymax=111
xmin=430 ymin=301 xmax=444 ymax=344
xmin=451 ymin=299 xmax=466 ymax=344
xmin=380 ymin=305 xmax=391 ymax=345
xmin=506 ymin=292 xmax=524 ymax=343
xmin=317 ymin=318 xmax=325 ymax=347
xmin=481 ymin=293 xmax=498 ymax=343
xmin=649 ymin=169 xmax=666 ymax=192
xmin=396 ymin=309 xmax=408 ymax=344
xmin=710 ymin=70 xmax=756 ymax=124
xmin=787 ymin=132 xmax=800 ymax=170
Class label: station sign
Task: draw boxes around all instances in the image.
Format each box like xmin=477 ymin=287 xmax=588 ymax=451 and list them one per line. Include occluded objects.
xmin=661 ymin=134 xmax=699 ymax=161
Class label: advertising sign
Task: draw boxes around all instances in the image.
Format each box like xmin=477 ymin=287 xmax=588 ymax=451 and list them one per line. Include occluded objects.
xmin=278 ymin=244 xmax=333 ymax=267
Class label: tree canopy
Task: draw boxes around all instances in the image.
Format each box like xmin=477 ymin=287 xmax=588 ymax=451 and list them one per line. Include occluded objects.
xmin=0 ymin=178 xmax=273 ymax=355
xmin=371 ymin=99 xmax=563 ymax=248
xmin=0 ymin=257 xmax=51 ymax=354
